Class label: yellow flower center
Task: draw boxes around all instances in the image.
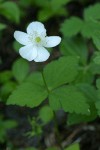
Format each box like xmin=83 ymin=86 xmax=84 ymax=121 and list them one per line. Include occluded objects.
xmin=35 ymin=37 xmax=41 ymax=43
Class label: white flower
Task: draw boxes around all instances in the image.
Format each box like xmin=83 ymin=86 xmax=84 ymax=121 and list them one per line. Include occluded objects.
xmin=14 ymin=21 xmax=61 ymax=62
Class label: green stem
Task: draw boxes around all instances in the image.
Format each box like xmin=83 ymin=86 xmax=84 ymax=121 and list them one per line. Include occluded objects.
xmin=42 ymin=72 xmax=63 ymax=149
xmin=54 ymin=112 xmax=63 ymax=150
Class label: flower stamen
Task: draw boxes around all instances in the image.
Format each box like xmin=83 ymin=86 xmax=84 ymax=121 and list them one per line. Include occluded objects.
xmin=35 ymin=37 xmax=41 ymax=43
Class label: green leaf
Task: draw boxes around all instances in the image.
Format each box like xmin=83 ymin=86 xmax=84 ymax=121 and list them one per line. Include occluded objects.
xmin=7 ymin=83 xmax=48 ymax=108
xmin=67 ymin=104 xmax=97 ymax=125
xmin=51 ymin=0 xmax=70 ymax=10
xmin=18 ymin=0 xmax=33 ymax=7
xmin=3 ymin=120 xmax=17 ymax=129
xmin=46 ymin=147 xmax=58 ymax=150
xmin=0 ymin=2 xmax=20 ymax=23
xmin=49 ymin=86 xmax=90 ymax=114
xmin=1 ymin=81 xmax=17 ymax=100
xmin=38 ymin=9 xmax=53 ymax=21
xmin=96 ymin=79 xmax=100 ymax=89
xmin=76 ymin=84 xmax=98 ymax=103
xmin=84 ymin=3 xmax=100 ymax=21
xmin=92 ymin=32 xmax=100 ymax=51
xmin=94 ymin=55 xmax=100 ymax=65
xmin=12 ymin=58 xmax=29 ymax=83
xmin=38 ymin=3 xmax=67 ymax=21
xmin=39 ymin=106 xmax=54 ymax=123
xmin=81 ymin=21 xmax=100 ymax=38
xmin=49 ymin=91 xmax=61 ymax=110
xmin=95 ymin=101 xmax=100 ymax=116
xmin=0 ymin=23 xmax=6 ymax=30
xmin=56 ymin=7 xmax=67 ymax=16
xmin=60 ymin=17 xmax=83 ymax=37
xmin=27 ymin=117 xmax=42 ymax=137
xmin=89 ymin=62 xmax=100 ymax=75
xmin=34 ymin=0 xmax=49 ymax=8
xmin=0 ymin=71 xmax=12 ymax=84
xmin=60 ymin=37 xmax=88 ymax=65
xmin=26 ymin=72 xmax=44 ymax=86
xmin=43 ymin=56 xmax=79 ymax=90
xmin=13 ymin=41 xmax=22 ymax=53
xmin=95 ymin=79 xmax=100 ymax=116
xmin=68 ymin=112 xmax=97 ymax=125
xmin=96 ymin=79 xmax=100 ymax=99
xmin=64 ymin=143 xmax=80 ymax=150
xmin=0 ymin=118 xmax=17 ymax=143
xmin=75 ymin=68 xmax=93 ymax=84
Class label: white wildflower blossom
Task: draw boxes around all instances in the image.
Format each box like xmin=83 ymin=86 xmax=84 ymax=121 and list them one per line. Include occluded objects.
xmin=14 ymin=21 xmax=61 ymax=62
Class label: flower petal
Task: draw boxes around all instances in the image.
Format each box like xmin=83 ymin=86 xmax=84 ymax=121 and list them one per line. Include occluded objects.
xmin=19 ymin=45 xmax=37 ymax=61
xmin=27 ymin=21 xmax=46 ymax=36
xmin=44 ymin=36 xmax=61 ymax=48
xmin=14 ymin=31 xmax=30 ymax=45
xmin=34 ymin=47 xmax=50 ymax=62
